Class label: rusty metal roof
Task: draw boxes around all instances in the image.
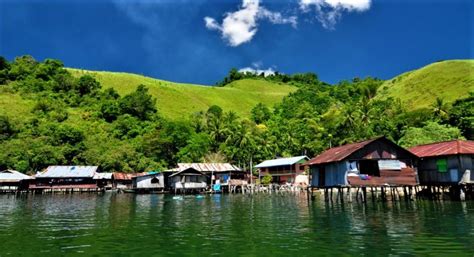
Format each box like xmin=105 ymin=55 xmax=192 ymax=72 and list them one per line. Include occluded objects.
xmin=306 ymin=137 xmax=381 ymax=165
xmin=113 ymin=172 xmax=147 ymax=180
xmin=177 ymin=163 xmax=242 ymax=173
xmin=409 ymin=140 xmax=474 ymax=158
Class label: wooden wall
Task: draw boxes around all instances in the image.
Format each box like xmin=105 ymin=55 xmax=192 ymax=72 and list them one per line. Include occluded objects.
xmin=418 ymin=155 xmax=473 ymax=185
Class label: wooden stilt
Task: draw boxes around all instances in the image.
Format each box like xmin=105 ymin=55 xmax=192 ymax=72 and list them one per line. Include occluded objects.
xmin=362 ymin=187 xmax=367 ymax=203
xmin=460 ymin=186 xmax=466 ymax=201
xmin=348 ymin=187 xmax=353 ymax=203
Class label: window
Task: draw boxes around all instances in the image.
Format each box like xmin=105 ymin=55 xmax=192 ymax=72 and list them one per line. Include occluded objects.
xmin=151 ymin=177 xmax=159 ymax=184
xmin=436 ymin=159 xmax=448 ymax=173
xmin=359 ymin=160 xmax=380 ymax=177
xmin=187 ymin=176 xmax=198 ymax=182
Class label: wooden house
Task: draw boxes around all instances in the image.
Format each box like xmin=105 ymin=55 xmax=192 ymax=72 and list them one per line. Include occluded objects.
xmin=177 ymin=163 xmax=244 ymax=187
xmin=132 ymin=172 xmax=165 ymax=193
xmin=0 ymin=170 xmax=32 ymax=192
xmin=255 ymin=156 xmax=308 ymax=184
xmin=169 ymin=167 xmax=207 ymax=193
xmin=112 ymin=172 xmax=134 ymax=189
xmin=409 ymin=140 xmax=474 ymax=186
xmin=93 ymin=172 xmax=113 ymax=189
xmin=31 ymin=166 xmax=100 ymax=191
xmin=306 ymin=137 xmax=418 ymax=188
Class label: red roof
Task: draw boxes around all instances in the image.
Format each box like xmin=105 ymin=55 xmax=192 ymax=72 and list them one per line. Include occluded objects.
xmin=306 ymin=137 xmax=381 ymax=165
xmin=113 ymin=172 xmax=147 ymax=180
xmin=409 ymin=140 xmax=474 ymax=158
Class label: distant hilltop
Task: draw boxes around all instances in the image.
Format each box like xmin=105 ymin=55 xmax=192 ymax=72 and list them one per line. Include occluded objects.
xmin=66 ymin=59 xmax=473 ymax=119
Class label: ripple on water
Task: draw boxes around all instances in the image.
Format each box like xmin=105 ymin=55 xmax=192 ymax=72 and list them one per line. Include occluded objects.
xmin=0 ymin=194 xmax=473 ymax=256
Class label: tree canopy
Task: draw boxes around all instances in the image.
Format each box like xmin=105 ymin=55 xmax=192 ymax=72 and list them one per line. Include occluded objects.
xmin=0 ymin=55 xmax=472 ymax=174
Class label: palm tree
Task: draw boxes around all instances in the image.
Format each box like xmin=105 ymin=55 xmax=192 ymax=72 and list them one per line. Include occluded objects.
xmin=432 ymin=97 xmax=449 ymax=121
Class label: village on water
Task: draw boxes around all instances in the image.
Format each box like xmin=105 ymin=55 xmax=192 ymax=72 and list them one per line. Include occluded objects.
xmin=1 ymin=137 xmax=473 ymax=202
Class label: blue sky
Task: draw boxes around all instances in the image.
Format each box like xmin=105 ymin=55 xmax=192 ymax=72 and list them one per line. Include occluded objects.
xmin=0 ymin=0 xmax=472 ymax=85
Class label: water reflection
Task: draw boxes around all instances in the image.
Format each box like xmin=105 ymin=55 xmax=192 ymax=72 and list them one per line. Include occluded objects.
xmin=0 ymin=194 xmax=473 ymax=256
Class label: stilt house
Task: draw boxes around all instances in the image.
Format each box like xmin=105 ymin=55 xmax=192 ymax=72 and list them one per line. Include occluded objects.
xmin=255 ymin=156 xmax=309 ymax=184
xmin=31 ymin=166 xmax=99 ymax=191
xmin=0 ymin=170 xmax=32 ymax=191
xmin=306 ymin=137 xmax=419 ymax=188
xmin=409 ymin=140 xmax=474 ymax=185
xmin=169 ymin=167 xmax=207 ymax=193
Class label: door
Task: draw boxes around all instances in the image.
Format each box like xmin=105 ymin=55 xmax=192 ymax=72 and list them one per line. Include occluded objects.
xmin=318 ymin=166 xmax=325 ymax=187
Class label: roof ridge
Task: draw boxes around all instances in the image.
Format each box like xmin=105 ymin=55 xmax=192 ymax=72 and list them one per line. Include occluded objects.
xmin=409 ymin=139 xmax=464 ymax=148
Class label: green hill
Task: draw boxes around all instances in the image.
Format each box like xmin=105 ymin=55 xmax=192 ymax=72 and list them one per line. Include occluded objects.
xmin=67 ymin=69 xmax=297 ymax=119
xmin=376 ymin=60 xmax=474 ymax=109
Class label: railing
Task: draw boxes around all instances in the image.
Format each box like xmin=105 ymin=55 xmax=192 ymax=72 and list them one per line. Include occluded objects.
xmin=173 ymin=182 xmax=207 ymax=189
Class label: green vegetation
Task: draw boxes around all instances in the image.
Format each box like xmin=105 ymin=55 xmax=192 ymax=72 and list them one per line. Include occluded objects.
xmin=377 ymin=60 xmax=474 ymax=109
xmin=398 ymin=122 xmax=464 ymax=148
xmin=68 ymin=68 xmax=296 ymax=119
xmin=0 ymin=55 xmax=472 ymax=174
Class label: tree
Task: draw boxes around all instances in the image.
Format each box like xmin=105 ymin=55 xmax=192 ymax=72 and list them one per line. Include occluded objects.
xmin=261 ymin=174 xmax=272 ymax=185
xmin=432 ymin=97 xmax=449 ymax=122
xmin=100 ymin=101 xmax=121 ymax=122
xmin=0 ymin=115 xmax=14 ymax=140
xmin=177 ymin=133 xmax=211 ymax=162
xmin=251 ymin=103 xmax=271 ymax=124
xmin=449 ymin=92 xmax=474 ymax=139
xmin=8 ymin=55 xmax=38 ymax=81
xmin=0 ymin=56 xmax=10 ymax=84
xmin=398 ymin=121 xmax=464 ymax=148
xmin=120 ymin=85 xmax=157 ymax=120
xmin=205 ymin=105 xmax=224 ymax=149
xmin=76 ymin=75 xmax=101 ymax=96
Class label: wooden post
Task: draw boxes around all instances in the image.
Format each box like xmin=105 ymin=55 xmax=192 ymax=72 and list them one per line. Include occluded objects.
xmin=348 ymin=187 xmax=353 ymax=203
xmin=460 ymin=186 xmax=466 ymax=201
xmin=362 ymin=187 xmax=367 ymax=203
xmin=339 ymin=187 xmax=344 ymax=203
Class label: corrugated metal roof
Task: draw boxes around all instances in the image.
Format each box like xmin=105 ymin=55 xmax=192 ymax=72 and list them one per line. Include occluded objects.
xmin=113 ymin=172 xmax=147 ymax=180
xmin=36 ymin=166 xmax=98 ymax=178
xmin=255 ymin=156 xmax=308 ymax=168
xmin=170 ymin=167 xmax=206 ymax=177
xmin=177 ymin=163 xmax=242 ymax=172
xmin=113 ymin=172 xmax=133 ymax=180
xmin=93 ymin=172 xmax=113 ymax=180
xmin=306 ymin=137 xmax=381 ymax=165
xmin=409 ymin=140 xmax=474 ymax=158
xmin=0 ymin=170 xmax=32 ymax=182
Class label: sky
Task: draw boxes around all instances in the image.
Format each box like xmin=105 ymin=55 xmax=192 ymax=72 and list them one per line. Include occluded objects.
xmin=0 ymin=0 xmax=472 ymax=85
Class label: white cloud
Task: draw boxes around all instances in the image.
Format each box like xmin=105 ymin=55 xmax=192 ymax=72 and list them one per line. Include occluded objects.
xmin=299 ymin=0 xmax=371 ymax=29
xmin=239 ymin=62 xmax=276 ymax=76
xmin=204 ymin=0 xmax=297 ymax=47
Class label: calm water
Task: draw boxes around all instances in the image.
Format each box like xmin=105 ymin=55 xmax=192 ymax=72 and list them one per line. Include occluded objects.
xmin=0 ymin=193 xmax=473 ymax=256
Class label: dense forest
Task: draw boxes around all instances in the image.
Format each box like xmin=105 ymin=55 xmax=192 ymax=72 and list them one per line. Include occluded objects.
xmin=0 ymin=56 xmax=472 ymax=174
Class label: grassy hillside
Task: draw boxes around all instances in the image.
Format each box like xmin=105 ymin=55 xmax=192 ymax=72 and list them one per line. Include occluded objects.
xmin=0 ymin=87 xmax=34 ymax=122
xmin=376 ymin=60 xmax=474 ymax=109
xmin=68 ymin=69 xmax=297 ymax=119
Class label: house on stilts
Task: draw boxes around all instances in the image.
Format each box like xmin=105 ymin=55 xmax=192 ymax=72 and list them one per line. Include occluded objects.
xmin=0 ymin=170 xmax=32 ymax=193
xmin=306 ymin=137 xmax=419 ymax=201
xmin=255 ymin=156 xmax=309 ymax=185
xmin=176 ymin=163 xmax=245 ymax=192
xmin=31 ymin=166 xmax=102 ymax=192
xmin=169 ymin=167 xmax=208 ymax=194
xmin=409 ymin=139 xmax=474 ymax=200
xmin=132 ymin=172 xmax=166 ymax=193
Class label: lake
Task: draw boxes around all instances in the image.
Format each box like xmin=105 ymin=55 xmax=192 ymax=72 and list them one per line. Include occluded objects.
xmin=0 ymin=193 xmax=473 ymax=256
